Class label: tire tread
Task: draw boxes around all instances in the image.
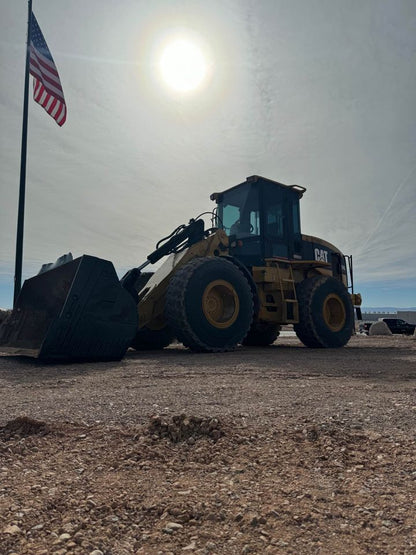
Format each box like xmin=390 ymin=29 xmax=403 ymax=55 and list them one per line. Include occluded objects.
xmin=166 ymin=257 xmax=253 ymax=352
xmin=294 ymin=276 xmax=353 ymax=348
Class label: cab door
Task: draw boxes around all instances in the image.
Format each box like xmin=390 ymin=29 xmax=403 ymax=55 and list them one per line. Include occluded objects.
xmin=263 ymin=184 xmax=301 ymax=259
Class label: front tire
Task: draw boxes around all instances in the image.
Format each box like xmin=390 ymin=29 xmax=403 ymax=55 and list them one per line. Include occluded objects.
xmin=166 ymin=257 xmax=253 ymax=352
xmin=294 ymin=276 xmax=353 ymax=348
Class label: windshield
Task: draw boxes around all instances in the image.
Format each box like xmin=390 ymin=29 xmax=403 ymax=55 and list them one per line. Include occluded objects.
xmin=219 ymin=183 xmax=260 ymax=238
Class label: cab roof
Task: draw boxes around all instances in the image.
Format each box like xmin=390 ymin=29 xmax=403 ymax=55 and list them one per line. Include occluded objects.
xmin=210 ymin=175 xmax=307 ymax=202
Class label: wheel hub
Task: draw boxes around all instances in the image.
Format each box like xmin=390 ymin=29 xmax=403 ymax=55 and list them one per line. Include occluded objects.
xmin=202 ymin=279 xmax=239 ymax=329
xmin=323 ymin=293 xmax=346 ymax=332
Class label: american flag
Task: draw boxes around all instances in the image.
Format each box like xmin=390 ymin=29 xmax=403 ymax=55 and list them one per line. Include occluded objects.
xmin=29 ymin=13 xmax=66 ymax=126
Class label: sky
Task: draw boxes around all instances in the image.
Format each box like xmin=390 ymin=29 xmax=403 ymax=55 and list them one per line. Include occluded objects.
xmin=0 ymin=0 xmax=415 ymax=309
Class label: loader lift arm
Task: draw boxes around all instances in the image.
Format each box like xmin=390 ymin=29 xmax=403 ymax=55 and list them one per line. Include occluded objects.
xmin=120 ymin=218 xmax=206 ymax=300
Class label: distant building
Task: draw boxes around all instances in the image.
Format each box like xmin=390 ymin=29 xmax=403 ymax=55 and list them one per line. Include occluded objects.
xmin=361 ymin=312 xmax=397 ymax=322
xmin=397 ymin=311 xmax=416 ymax=325
xmin=361 ymin=310 xmax=416 ymax=324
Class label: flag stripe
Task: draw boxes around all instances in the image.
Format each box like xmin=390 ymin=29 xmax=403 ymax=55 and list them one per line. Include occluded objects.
xmin=29 ymin=48 xmax=61 ymax=87
xmin=29 ymin=12 xmax=66 ymax=125
xmin=29 ymin=47 xmax=65 ymax=100
xmin=29 ymin=55 xmax=65 ymax=102
xmin=29 ymin=45 xmax=59 ymax=78
xmin=32 ymin=80 xmax=67 ymax=126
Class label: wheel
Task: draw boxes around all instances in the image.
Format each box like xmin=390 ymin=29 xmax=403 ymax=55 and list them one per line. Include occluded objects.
xmin=130 ymin=325 xmax=175 ymax=350
xmin=294 ymin=276 xmax=354 ymax=348
xmin=242 ymin=321 xmax=281 ymax=346
xmin=166 ymin=257 xmax=253 ymax=352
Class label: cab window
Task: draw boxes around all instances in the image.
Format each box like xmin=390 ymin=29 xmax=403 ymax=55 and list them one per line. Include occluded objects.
xmin=220 ymin=184 xmax=260 ymax=238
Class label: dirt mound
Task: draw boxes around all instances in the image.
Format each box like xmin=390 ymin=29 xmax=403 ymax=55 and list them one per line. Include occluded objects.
xmin=147 ymin=414 xmax=224 ymax=442
xmin=0 ymin=416 xmax=49 ymax=440
xmin=369 ymin=321 xmax=392 ymax=335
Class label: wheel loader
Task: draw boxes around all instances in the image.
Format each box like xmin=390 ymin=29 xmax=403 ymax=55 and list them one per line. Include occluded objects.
xmin=0 ymin=175 xmax=362 ymax=361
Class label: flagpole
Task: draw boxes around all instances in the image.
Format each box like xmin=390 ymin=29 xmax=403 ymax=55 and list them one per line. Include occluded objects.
xmin=14 ymin=0 xmax=33 ymax=306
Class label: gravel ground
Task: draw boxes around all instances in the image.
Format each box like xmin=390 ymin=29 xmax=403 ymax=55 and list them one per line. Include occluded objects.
xmin=0 ymin=334 xmax=415 ymax=554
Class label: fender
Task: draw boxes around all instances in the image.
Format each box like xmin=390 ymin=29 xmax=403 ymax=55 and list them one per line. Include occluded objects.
xmin=221 ymin=255 xmax=260 ymax=317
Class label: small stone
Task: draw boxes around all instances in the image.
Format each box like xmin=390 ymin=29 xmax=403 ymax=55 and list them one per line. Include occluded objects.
xmin=59 ymin=532 xmax=71 ymax=542
xmin=182 ymin=541 xmax=196 ymax=551
xmin=62 ymin=522 xmax=75 ymax=533
xmin=3 ymin=524 xmax=21 ymax=535
xmin=205 ymin=541 xmax=216 ymax=551
xmin=259 ymin=529 xmax=269 ymax=537
xmin=89 ymin=551 xmax=104 ymax=555
xmin=165 ymin=522 xmax=183 ymax=531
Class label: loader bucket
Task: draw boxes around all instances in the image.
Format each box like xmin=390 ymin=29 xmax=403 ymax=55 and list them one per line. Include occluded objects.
xmin=0 ymin=255 xmax=138 ymax=361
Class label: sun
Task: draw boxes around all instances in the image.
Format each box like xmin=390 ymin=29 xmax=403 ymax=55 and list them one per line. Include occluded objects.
xmin=160 ymin=39 xmax=208 ymax=92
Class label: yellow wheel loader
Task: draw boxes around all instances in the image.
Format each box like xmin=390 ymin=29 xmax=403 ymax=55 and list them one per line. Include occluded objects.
xmin=0 ymin=175 xmax=361 ymax=361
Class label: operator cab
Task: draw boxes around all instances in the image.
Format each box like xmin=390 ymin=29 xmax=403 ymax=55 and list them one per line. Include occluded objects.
xmin=211 ymin=175 xmax=306 ymax=266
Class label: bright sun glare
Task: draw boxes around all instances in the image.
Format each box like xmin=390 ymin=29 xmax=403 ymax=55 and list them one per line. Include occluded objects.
xmin=160 ymin=39 xmax=207 ymax=92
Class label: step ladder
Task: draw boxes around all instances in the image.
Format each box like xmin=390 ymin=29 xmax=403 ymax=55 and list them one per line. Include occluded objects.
xmin=275 ymin=262 xmax=298 ymax=323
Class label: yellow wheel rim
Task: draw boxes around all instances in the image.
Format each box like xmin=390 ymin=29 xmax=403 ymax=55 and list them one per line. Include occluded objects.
xmin=323 ymin=293 xmax=346 ymax=332
xmin=202 ymin=279 xmax=239 ymax=329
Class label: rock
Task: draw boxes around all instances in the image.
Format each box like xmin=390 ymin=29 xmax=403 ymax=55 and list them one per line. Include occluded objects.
xmin=3 ymin=524 xmax=21 ymax=535
xmin=89 ymin=551 xmax=104 ymax=555
xmin=62 ymin=522 xmax=75 ymax=533
xmin=165 ymin=522 xmax=183 ymax=531
xmin=182 ymin=541 xmax=196 ymax=551
xmin=369 ymin=321 xmax=392 ymax=336
xmin=58 ymin=532 xmax=71 ymax=542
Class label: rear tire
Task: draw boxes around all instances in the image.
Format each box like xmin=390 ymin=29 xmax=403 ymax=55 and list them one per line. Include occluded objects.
xmin=166 ymin=257 xmax=253 ymax=352
xmin=242 ymin=321 xmax=281 ymax=346
xmin=294 ymin=276 xmax=353 ymax=348
xmin=130 ymin=325 xmax=175 ymax=350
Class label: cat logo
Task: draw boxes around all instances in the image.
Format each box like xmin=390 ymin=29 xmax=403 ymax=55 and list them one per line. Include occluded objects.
xmin=314 ymin=248 xmax=329 ymax=263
